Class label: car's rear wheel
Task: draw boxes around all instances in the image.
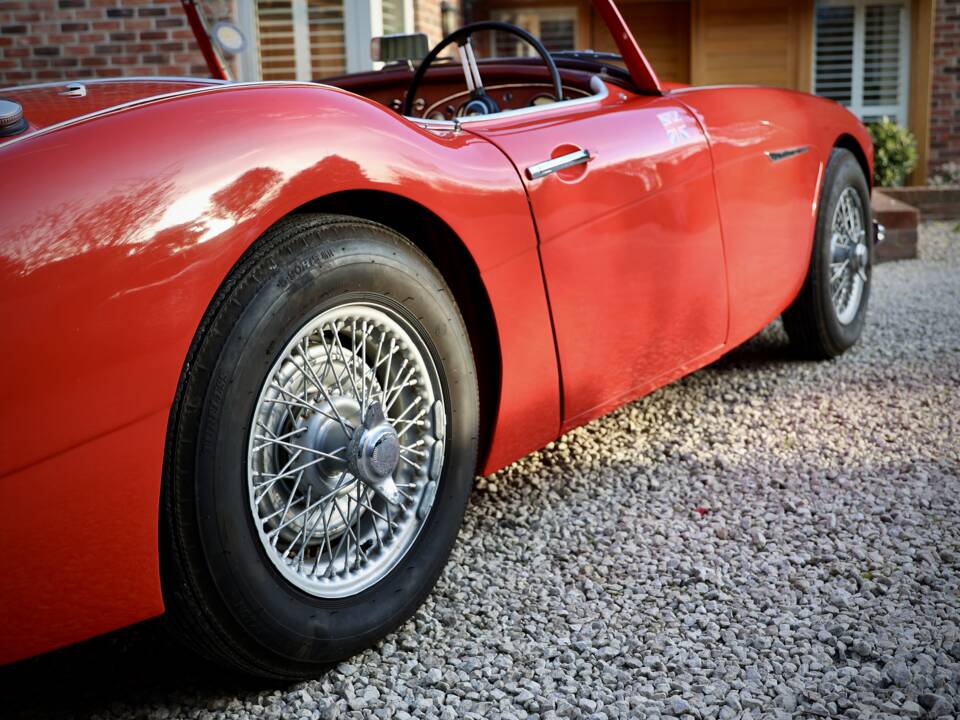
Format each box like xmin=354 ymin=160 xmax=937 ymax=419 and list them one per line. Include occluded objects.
xmin=783 ymin=148 xmax=873 ymax=358
xmin=162 ymin=214 xmax=478 ymax=679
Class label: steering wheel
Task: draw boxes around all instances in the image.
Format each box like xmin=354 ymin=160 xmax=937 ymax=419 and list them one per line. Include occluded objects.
xmin=402 ymin=21 xmax=564 ymax=118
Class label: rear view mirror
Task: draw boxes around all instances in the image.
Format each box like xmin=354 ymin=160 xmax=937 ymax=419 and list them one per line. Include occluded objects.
xmin=371 ymin=33 xmax=429 ymax=64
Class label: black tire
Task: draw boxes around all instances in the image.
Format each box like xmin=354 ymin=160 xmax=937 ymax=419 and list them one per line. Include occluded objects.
xmin=782 ymin=148 xmax=873 ymax=359
xmin=161 ymin=214 xmax=479 ymax=679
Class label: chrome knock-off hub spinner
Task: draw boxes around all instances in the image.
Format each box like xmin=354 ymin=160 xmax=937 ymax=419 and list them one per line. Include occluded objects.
xmin=347 ymin=401 xmax=402 ymax=504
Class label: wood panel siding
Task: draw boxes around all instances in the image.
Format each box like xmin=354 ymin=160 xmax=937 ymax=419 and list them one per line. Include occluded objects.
xmin=590 ymin=1 xmax=692 ymax=83
xmin=691 ymin=0 xmax=813 ymax=90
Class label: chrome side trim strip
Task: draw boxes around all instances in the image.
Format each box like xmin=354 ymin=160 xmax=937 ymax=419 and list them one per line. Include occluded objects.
xmin=765 ymin=146 xmax=810 ymax=162
xmin=411 ymin=74 xmax=609 ymax=131
xmin=0 ymin=80 xmax=320 ymax=149
xmin=669 ymin=83 xmax=759 ymax=94
xmin=526 ymin=148 xmax=590 ymax=180
xmin=0 ymin=76 xmax=228 ymax=93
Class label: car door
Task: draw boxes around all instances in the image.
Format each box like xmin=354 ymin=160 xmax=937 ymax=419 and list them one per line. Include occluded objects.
xmin=465 ymin=79 xmax=728 ymax=429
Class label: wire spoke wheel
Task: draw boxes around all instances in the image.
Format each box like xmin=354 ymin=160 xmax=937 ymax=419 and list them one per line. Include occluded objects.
xmin=829 ymin=186 xmax=869 ymax=325
xmin=248 ymin=300 xmax=445 ymax=598
xmin=166 ymin=216 xmax=478 ymax=676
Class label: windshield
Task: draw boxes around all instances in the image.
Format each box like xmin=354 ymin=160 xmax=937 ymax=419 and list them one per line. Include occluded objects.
xmin=182 ymin=1 xmax=655 ymax=91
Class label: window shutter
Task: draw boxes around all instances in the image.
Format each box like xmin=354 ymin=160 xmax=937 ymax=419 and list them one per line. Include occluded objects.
xmin=539 ymin=18 xmax=576 ymax=52
xmin=490 ymin=8 xmax=577 ymax=57
xmin=813 ymin=1 xmax=910 ymax=124
xmin=382 ymin=0 xmax=405 ymax=35
xmin=862 ymin=3 xmax=904 ymax=120
xmin=257 ymin=1 xmax=299 ymax=81
xmin=814 ymin=5 xmax=855 ymax=106
xmin=256 ymin=0 xmax=345 ymax=81
xmin=307 ymin=0 xmax=346 ymax=77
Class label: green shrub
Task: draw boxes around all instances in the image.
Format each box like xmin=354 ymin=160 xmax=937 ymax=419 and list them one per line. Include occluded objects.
xmin=867 ymin=118 xmax=918 ymax=187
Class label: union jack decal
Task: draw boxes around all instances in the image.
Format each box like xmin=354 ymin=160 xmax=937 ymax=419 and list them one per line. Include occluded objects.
xmin=658 ymin=110 xmax=693 ymax=146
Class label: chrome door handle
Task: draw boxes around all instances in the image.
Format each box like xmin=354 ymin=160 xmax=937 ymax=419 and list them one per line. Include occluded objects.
xmin=525 ymin=148 xmax=591 ymax=180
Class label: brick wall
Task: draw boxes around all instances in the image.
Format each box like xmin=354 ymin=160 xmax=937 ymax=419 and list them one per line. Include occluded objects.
xmin=414 ymin=0 xmax=459 ymax=46
xmin=0 ymin=0 xmax=208 ymax=87
xmin=1 ymin=1 xmax=461 ymax=88
xmin=930 ymin=0 xmax=960 ymax=175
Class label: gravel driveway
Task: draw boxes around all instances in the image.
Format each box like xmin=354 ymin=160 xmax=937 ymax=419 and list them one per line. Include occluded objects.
xmin=5 ymin=222 xmax=959 ymax=720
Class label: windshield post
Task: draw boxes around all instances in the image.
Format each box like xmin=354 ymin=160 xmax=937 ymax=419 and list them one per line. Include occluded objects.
xmin=180 ymin=0 xmax=230 ymax=81
xmin=590 ymin=0 xmax=661 ymax=94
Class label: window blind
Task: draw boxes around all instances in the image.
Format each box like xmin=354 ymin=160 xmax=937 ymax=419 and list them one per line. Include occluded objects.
xmin=813 ymin=0 xmax=910 ymax=123
xmin=256 ymin=0 xmax=345 ymax=81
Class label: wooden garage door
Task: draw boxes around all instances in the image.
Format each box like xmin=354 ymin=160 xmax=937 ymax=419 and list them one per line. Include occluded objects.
xmin=590 ymin=1 xmax=691 ymax=84
xmin=690 ymin=0 xmax=813 ymax=90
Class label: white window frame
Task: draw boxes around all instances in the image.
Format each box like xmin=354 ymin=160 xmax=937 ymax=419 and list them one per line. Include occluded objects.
xmin=234 ymin=1 xmax=260 ymax=82
xmin=489 ymin=7 xmax=578 ymax=57
xmin=814 ymin=0 xmax=911 ymax=124
xmin=236 ymin=0 xmax=415 ymax=81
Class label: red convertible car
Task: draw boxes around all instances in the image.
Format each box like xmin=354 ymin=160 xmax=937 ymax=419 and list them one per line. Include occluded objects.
xmin=0 ymin=0 xmax=876 ymax=677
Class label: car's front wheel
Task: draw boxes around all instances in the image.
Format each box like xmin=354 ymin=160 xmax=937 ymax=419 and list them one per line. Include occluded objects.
xmin=162 ymin=215 xmax=478 ymax=678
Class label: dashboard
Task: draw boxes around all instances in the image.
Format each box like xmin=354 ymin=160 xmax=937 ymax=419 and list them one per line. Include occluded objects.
xmin=403 ymin=83 xmax=590 ymax=121
xmin=324 ymin=62 xmax=602 ymax=121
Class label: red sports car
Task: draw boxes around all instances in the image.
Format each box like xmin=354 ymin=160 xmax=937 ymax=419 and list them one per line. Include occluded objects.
xmin=0 ymin=0 xmax=877 ymax=677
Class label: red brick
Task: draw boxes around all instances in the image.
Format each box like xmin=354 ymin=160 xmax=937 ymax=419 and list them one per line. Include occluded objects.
xmin=124 ymin=18 xmax=151 ymax=30
xmin=46 ymin=33 xmax=79 ymax=43
xmin=930 ymin=0 xmax=960 ymax=171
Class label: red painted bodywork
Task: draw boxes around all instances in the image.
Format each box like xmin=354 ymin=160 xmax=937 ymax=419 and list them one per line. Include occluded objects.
xmin=0 ymin=1 xmax=872 ymax=666
xmin=8 ymin=78 xmax=217 ymax=133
